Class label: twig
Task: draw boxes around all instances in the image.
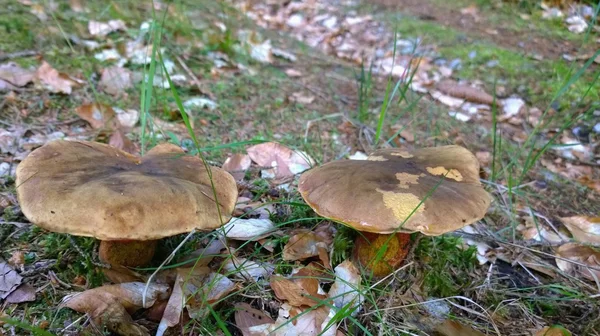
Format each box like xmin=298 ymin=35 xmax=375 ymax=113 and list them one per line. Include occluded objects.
xmin=21 ymin=259 xmax=57 ymax=277
xmin=0 ymin=50 xmax=38 ymax=61
xmin=175 ymin=55 xmax=215 ymax=100
xmin=69 ymin=236 xmax=110 ymax=269
xmin=304 ymin=113 xmax=344 ymax=142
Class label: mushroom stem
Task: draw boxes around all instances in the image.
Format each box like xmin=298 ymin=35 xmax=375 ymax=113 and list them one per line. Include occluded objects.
xmin=352 ymin=232 xmax=411 ymax=277
xmin=99 ymin=240 xmax=158 ymax=267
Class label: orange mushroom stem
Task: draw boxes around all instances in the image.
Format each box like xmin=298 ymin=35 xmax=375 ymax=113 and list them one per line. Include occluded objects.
xmin=99 ymin=240 xmax=158 ymax=267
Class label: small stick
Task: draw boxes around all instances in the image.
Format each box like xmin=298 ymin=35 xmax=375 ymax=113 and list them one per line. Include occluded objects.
xmin=0 ymin=50 xmax=38 ymax=61
xmin=175 ymin=55 xmax=215 ymax=100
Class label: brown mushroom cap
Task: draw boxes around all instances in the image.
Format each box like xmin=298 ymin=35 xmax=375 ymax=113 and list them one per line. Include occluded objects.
xmin=298 ymin=146 xmax=491 ymax=235
xmin=16 ymin=140 xmax=237 ymax=240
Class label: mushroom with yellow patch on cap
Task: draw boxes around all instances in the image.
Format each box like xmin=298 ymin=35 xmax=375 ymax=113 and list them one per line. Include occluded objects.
xmin=16 ymin=140 xmax=237 ymax=267
xmin=298 ymin=146 xmax=491 ymax=277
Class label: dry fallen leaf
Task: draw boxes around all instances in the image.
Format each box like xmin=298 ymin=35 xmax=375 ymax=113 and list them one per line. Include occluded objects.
xmin=89 ymin=19 xmax=127 ymax=37
xmin=561 ymin=216 xmax=600 ymax=244
xmin=223 ymin=218 xmax=275 ymax=241
xmin=289 ymin=92 xmax=315 ymax=104
xmin=0 ymin=62 xmax=35 ymax=87
xmin=178 ymin=267 xmax=237 ymax=319
xmin=283 ymin=230 xmax=330 ymax=267
xmin=0 ymin=258 xmax=22 ymax=299
xmin=113 ymin=107 xmax=140 ymax=128
xmin=518 ymin=216 xmax=568 ymax=244
xmin=247 ymin=142 xmax=314 ymax=179
xmin=555 ymin=243 xmax=600 ymax=282
xmin=100 ymin=66 xmax=133 ymax=96
xmin=75 ymin=103 xmax=119 ymax=129
xmin=222 ymin=153 xmax=252 ymax=180
xmin=62 ymin=282 xmax=169 ymax=336
xmin=36 ymin=61 xmax=83 ymax=94
xmin=246 ymin=303 xmax=336 ymax=336
xmin=284 ymin=69 xmax=303 ymax=77
xmin=222 ymin=256 xmax=274 ymax=281
xmin=270 ymin=272 xmax=327 ymax=307
xmin=328 ymin=260 xmax=363 ymax=314
xmin=109 ymin=128 xmax=137 ymax=154
xmin=234 ymin=302 xmax=275 ymax=336
xmin=5 ymin=283 xmax=36 ymax=304
xmin=437 ymin=80 xmax=495 ymax=105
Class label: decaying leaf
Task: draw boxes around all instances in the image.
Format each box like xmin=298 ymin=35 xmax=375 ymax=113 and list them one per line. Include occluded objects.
xmin=561 ymin=216 xmax=600 ymax=244
xmin=36 ymin=61 xmax=83 ymax=94
xmin=246 ymin=303 xmax=337 ymax=336
xmin=555 ymin=243 xmax=600 ymax=282
xmin=234 ymin=302 xmax=275 ymax=336
xmin=100 ymin=66 xmax=133 ymax=96
xmin=534 ymin=325 xmax=572 ymax=336
xmin=89 ymin=19 xmax=127 ymax=37
xmin=437 ymin=80 xmax=495 ymax=105
xmin=328 ymin=260 xmax=363 ymax=314
xmin=247 ymin=142 xmax=314 ymax=179
xmin=177 ymin=267 xmax=237 ymax=319
xmin=289 ymin=92 xmax=315 ymax=105
xmin=0 ymin=62 xmax=35 ymax=87
xmin=223 ymin=218 xmax=275 ymax=241
xmin=222 ymin=256 xmax=274 ymax=281
xmin=223 ymin=153 xmax=252 ymax=181
xmin=270 ymin=272 xmax=327 ymax=307
xmin=283 ymin=230 xmax=330 ymax=267
xmin=75 ymin=103 xmax=119 ymax=129
xmin=62 ymin=282 xmax=169 ymax=336
xmin=0 ymin=258 xmax=22 ymax=299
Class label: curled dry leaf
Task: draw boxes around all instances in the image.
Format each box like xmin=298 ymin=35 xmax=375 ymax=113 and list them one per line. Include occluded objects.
xmin=328 ymin=260 xmax=363 ymax=314
xmin=430 ymin=91 xmax=465 ymax=108
xmin=223 ymin=153 xmax=252 ymax=180
xmin=223 ymin=217 xmax=275 ymax=241
xmin=555 ymin=243 xmax=600 ymax=282
xmin=36 ymin=61 xmax=84 ymax=94
xmin=0 ymin=258 xmax=22 ymax=299
xmin=436 ymin=80 xmax=495 ymax=105
xmin=75 ymin=103 xmax=119 ymax=129
xmin=100 ymin=66 xmax=133 ymax=96
xmin=156 ymin=273 xmax=184 ymax=336
xmin=247 ymin=142 xmax=314 ymax=179
xmin=283 ymin=230 xmax=330 ymax=267
xmin=234 ymin=302 xmax=275 ymax=336
xmin=561 ymin=216 xmax=600 ymax=244
xmin=0 ymin=62 xmax=35 ymax=87
xmin=62 ymin=282 xmax=169 ymax=336
xmin=270 ymin=271 xmax=327 ymax=307
xmin=177 ymin=267 xmax=237 ymax=319
xmin=89 ymin=19 xmax=127 ymax=37
xmin=534 ymin=326 xmax=572 ymax=336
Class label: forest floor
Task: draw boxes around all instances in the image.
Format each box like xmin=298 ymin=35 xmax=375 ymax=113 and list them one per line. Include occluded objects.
xmin=1 ymin=0 xmax=599 ymax=335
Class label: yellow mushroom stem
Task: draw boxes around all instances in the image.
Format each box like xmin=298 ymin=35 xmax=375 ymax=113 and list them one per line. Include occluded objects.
xmin=352 ymin=232 xmax=411 ymax=278
xmin=99 ymin=240 xmax=158 ymax=267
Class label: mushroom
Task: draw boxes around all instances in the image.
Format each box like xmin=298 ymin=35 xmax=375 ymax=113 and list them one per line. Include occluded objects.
xmin=16 ymin=140 xmax=237 ymax=267
xmin=298 ymin=146 xmax=491 ymax=277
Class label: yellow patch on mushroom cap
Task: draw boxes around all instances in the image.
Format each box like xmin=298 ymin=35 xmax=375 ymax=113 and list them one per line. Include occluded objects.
xmin=395 ymin=172 xmax=422 ymax=189
xmin=426 ymin=166 xmax=463 ymax=181
xmin=376 ymin=188 xmax=424 ymax=221
xmin=367 ymin=155 xmax=387 ymax=161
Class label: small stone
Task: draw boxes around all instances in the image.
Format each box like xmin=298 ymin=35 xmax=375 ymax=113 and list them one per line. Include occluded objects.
xmin=449 ymin=58 xmax=462 ymax=70
xmin=593 ymin=123 xmax=600 ymax=134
